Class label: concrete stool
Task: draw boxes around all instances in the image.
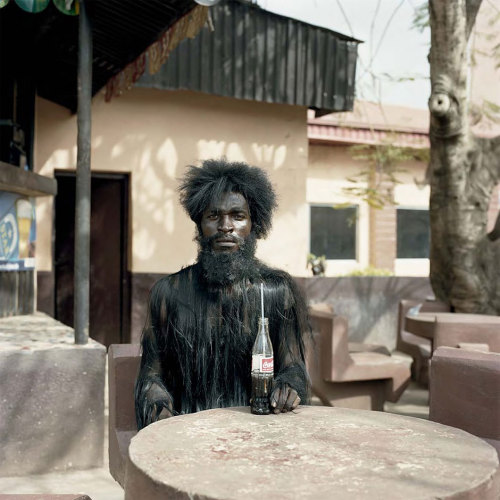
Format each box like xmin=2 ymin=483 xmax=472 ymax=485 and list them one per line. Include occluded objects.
xmin=430 ymin=346 xmax=500 ymax=455
xmin=108 ymin=344 xmax=141 ymax=487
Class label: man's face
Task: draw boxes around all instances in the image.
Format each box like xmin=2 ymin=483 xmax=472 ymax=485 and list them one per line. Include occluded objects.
xmin=200 ymin=192 xmax=252 ymax=253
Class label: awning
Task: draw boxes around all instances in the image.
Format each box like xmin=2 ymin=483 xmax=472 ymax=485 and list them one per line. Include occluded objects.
xmin=0 ymin=0 xmax=208 ymax=110
xmin=138 ymin=0 xmax=360 ymax=114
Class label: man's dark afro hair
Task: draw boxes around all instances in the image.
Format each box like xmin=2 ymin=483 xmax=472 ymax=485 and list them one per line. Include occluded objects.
xmin=179 ymin=158 xmax=277 ymax=239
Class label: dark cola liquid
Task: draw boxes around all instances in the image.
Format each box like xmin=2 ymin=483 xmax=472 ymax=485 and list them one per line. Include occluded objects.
xmin=250 ymin=372 xmax=273 ymax=415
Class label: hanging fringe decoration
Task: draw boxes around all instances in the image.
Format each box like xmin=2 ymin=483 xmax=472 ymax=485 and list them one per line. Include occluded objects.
xmin=105 ymin=53 xmax=147 ymax=101
xmin=105 ymin=5 xmax=208 ymax=102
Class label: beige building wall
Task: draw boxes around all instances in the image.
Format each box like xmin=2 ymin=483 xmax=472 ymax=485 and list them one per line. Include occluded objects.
xmin=307 ymin=144 xmax=370 ymax=276
xmin=308 ymin=143 xmax=429 ymax=276
xmin=393 ymin=164 xmax=430 ymax=276
xmin=34 ymin=88 xmax=309 ymax=277
xmin=470 ymin=0 xmax=500 ymax=138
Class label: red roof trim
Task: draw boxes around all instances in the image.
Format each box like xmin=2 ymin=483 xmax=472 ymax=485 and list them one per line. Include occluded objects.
xmin=308 ymin=123 xmax=430 ymax=149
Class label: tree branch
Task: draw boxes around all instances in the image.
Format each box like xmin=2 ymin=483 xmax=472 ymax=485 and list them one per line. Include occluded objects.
xmin=466 ymin=0 xmax=483 ymax=39
xmin=491 ymin=135 xmax=500 ymax=179
xmin=428 ymin=75 xmax=462 ymax=137
xmin=485 ymin=135 xmax=500 ymax=241
xmin=488 ymin=211 xmax=500 ymax=241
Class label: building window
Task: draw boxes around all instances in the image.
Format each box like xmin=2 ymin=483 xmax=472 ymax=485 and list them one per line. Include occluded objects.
xmin=310 ymin=205 xmax=357 ymax=259
xmin=397 ymin=208 xmax=429 ymax=258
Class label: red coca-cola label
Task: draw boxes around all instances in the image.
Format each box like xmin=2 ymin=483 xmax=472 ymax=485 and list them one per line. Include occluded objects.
xmin=261 ymin=357 xmax=273 ymax=372
xmin=252 ymin=355 xmax=274 ymax=373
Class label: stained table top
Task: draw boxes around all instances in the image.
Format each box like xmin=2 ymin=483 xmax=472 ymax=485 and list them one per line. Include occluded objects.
xmin=125 ymin=406 xmax=500 ymax=500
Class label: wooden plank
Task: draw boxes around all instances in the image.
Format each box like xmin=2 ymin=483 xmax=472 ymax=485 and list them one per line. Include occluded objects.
xmin=0 ymin=271 xmax=18 ymax=316
xmin=0 ymin=162 xmax=57 ymax=197
xmin=18 ymin=270 xmax=35 ymax=314
xmin=0 ymin=271 xmax=34 ymax=317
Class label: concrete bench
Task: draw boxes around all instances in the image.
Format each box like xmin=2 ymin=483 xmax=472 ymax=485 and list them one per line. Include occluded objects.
xmin=396 ymin=299 xmax=449 ymax=385
xmin=108 ymin=344 xmax=141 ymax=488
xmin=429 ymin=346 xmax=500 ymax=456
xmin=434 ymin=317 xmax=500 ymax=353
xmin=311 ymin=303 xmax=390 ymax=356
xmin=306 ymin=304 xmax=411 ymax=410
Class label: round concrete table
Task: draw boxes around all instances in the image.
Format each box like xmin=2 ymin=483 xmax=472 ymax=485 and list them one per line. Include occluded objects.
xmin=405 ymin=312 xmax=500 ymax=340
xmin=124 ymin=406 xmax=500 ymax=500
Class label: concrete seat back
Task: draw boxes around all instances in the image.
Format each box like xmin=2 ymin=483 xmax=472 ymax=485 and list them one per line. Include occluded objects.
xmin=396 ymin=299 xmax=449 ymax=384
xmin=420 ymin=299 xmax=450 ymax=313
xmin=430 ymin=346 xmax=500 ymax=456
xmin=434 ymin=319 xmax=500 ymax=354
xmin=396 ymin=299 xmax=426 ymax=353
xmin=306 ymin=304 xmax=410 ymax=409
xmin=108 ymin=344 xmax=141 ymax=487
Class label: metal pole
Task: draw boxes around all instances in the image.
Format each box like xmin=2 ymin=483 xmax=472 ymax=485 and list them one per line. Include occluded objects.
xmin=74 ymin=0 xmax=92 ymax=345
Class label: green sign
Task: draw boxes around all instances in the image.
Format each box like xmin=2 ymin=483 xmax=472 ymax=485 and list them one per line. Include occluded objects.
xmin=53 ymin=0 xmax=78 ymax=15
xmin=14 ymin=0 xmax=50 ymax=13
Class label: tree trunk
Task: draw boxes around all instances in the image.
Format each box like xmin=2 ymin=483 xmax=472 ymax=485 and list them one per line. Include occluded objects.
xmin=428 ymin=0 xmax=500 ymax=314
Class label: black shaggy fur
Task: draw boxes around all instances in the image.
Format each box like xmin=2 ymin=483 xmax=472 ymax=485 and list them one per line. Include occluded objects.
xmin=179 ymin=158 xmax=277 ymax=238
xmin=135 ymin=262 xmax=310 ymax=429
xmin=135 ymin=159 xmax=310 ymax=430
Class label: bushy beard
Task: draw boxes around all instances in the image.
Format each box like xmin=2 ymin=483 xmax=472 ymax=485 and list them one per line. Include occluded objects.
xmin=197 ymin=231 xmax=259 ymax=286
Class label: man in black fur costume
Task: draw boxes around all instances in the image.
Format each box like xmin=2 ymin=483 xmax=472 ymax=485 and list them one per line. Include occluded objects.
xmin=135 ymin=158 xmax=310 ymax=429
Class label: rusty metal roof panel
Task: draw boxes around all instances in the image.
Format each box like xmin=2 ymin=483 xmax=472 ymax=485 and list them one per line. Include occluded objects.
xmin=137 ymin=0 xmax=360 ymax=112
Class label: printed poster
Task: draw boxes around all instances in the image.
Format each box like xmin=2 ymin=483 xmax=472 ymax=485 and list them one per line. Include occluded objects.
xmin=0 ymin=192 xmax=36 ymax=271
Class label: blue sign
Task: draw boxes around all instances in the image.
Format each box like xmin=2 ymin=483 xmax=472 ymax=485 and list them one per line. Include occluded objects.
xmin=0 ymin=192 xmax=36 ymax=271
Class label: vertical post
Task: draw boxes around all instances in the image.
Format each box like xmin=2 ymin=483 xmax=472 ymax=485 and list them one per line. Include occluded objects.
xmin=74 ymin=0 xmax=92 ymax=345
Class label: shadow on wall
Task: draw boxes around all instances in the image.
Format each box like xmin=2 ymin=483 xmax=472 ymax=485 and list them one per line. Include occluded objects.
xmin=296 ymin=276 xmax=434 ymax=351
xmin=37 ymin=90 xmax=306 ymax=274
xmin=36 ymin=91 xmax=307 ymax=341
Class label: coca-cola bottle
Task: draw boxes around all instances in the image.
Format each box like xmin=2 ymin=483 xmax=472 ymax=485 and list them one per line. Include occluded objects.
xmin=251 ymin=317 xmax=274 ymax=415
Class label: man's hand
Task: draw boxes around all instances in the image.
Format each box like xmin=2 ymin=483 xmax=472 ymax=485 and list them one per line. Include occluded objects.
xmin=270 ymin=384 xmax=300 ymax=414
xmin=147 ymin=382 xmax=174 ymax=421
xmin=157 ymin=404 xmax=174 ymax=420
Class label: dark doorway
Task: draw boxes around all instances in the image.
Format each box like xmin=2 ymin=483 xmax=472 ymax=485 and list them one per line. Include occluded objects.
xmin=54 ymin=171 xmax=130 ymax=346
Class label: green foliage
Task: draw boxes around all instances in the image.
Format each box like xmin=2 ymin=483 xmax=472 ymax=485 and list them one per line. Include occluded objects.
xmin=470 ymin=99 xmax=500 ymax=127
xmin=472 ymin=6 xmax=500 ymax=125
xmin=307 ymin=253 xmax=325 ymax=265
xmin=307 ymin=253 xmax=326 ymax=276
xmin=342 ymin=140 xmax=429 ymax=210
xmin=482 ymin=99 xmax=500 ymax=122
xmin=380 ymin=72 xmax=418 ymax=82
xmin=344 ymin=266 xmax=394 ymax=277
xmin=490 ymin=10 xmax=500 ymax=69
xmin=411 ymin=2 xmax=429 ymax=33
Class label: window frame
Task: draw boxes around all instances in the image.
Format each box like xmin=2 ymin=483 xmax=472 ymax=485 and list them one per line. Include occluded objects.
xmin=396 ymin=206 xmax=430 ymax=260
xmin=309 ymin=203 xmax=359 ymax=261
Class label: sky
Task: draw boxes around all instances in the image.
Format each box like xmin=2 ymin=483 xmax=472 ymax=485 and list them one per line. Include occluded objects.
xmin=254 ymin=0 xmax=431 ymax=110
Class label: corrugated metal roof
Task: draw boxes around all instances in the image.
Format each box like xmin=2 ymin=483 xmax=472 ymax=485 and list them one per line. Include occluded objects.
xmin=137 ymin=0 xmax=360 ymax=113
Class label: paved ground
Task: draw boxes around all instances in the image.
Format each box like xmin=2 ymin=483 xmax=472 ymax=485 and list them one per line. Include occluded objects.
xmin=0 ymin=382 xmax=429 ymax=500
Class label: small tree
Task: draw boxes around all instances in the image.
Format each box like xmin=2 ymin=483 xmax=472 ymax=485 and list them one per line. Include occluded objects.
xmin=342 ymin=141 xmax=429 ymax=209
xmin=428 ymin=0 xmax=500 ymax=313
